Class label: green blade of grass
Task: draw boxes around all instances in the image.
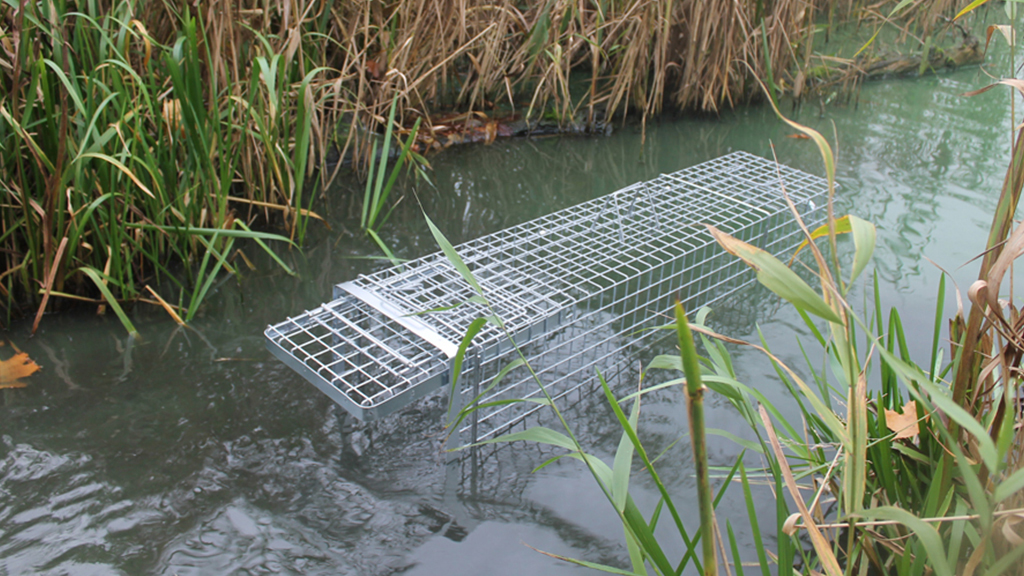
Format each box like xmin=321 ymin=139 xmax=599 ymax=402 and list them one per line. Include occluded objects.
xmin=79 ymin=266 xmax=138 ymax=336
xmin=423 ymin=212 xmax=484 ymax=297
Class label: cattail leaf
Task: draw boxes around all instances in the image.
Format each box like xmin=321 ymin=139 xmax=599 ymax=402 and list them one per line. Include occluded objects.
xmin=708 ymin=225 xmax=842 ymax=324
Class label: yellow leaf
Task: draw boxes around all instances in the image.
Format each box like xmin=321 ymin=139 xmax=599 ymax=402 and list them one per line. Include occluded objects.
xmin=885 ymin=400 xmax=920 ymax=440
xmin=0 ymin=342 xmax=41 ymax=389
xmin=789 ymin=215 xmax=853 ymax=265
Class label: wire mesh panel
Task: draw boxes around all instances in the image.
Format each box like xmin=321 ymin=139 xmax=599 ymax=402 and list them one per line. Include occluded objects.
xmin=265 ymin=151 xmax=828 ymax=436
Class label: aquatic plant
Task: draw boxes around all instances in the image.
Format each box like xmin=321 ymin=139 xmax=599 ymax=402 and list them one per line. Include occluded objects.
xmin=0 ymin=0 xmax=304 ymax=331
xmin=0 ymin=0 xmax=962 ymax=330
xmin=432 ymin=87 xmax=1024 ymax=576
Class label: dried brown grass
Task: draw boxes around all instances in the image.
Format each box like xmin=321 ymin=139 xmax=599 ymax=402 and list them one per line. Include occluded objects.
xmin=138 ymin=0 xmax=813 ymax=147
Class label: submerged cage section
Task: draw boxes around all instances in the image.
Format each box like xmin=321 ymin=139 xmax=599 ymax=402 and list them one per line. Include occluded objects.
xmin=265 ymin=151 xmax=829 ymax=445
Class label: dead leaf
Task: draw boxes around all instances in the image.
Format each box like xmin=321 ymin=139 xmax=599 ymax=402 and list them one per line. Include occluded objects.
xmin=782 ymin=512 xmax=801 ymax=536
xmin=1000 ymin=513 xmax=1024 ymax=546
xmin=484 ymin=121 xmax=497 ymax=145
xmin=786 ymin=133 xmax=811 ymax=139
xmin=885 ymin=400 xmax=920 ymax=440
xmin=0 ymin=345 xmax=41 ymax=389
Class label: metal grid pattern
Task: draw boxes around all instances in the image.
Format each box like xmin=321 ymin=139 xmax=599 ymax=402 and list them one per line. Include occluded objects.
xmin=265 ymin=152 xmax=828 ymax=434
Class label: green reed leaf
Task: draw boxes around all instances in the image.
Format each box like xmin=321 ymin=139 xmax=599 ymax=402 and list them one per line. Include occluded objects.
xmin=611 ymin=381 xmax=640 ymax=512
xmin=707 ymin=225 xmax=842 ymax=323
xmin=474 ymin=427 xmax=576 ymax=451
xmin=424 ymin=212 xmax=483 ymax=296
xmin=849 ymin=215 xmax=876 ymax=285
xmin=857 ymin=507 xmax=953 ymax=576
xmin=78 ymin=266 xmax=138 ymax=336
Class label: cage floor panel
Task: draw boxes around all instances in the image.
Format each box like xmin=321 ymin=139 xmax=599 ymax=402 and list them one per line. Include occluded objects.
xmin=265 ymin=151 xmax=829 ymax=429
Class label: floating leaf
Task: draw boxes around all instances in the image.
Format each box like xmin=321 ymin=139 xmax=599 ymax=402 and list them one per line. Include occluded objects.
xmin=884 ymin=400 xmax=920 ymax=440
xmin=0 ymin=343 xmax=41 ymax=389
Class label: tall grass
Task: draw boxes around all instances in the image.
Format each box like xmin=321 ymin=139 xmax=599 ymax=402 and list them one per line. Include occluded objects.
xmin=0 ymin=0 xmax=305 ymax=331
xmin=0 ymin=0 xmax=964 ymax=330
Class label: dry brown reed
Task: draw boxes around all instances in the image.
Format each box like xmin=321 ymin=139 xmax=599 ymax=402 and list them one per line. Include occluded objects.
xmin=0 ymin=0 xmax=951 ymax=323
xmin=138 ymin=0 xmax=814 ymax=156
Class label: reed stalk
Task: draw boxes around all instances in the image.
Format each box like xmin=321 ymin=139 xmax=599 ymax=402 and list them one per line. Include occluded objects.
xmin=674 ymin=300 xmax=717 ymax=576
xmin=3 ymin=0 xmax=955 ymax=326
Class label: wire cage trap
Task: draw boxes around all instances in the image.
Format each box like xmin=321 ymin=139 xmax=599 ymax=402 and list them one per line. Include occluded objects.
xmin=265 ymin=151 xmax=829 ymax=447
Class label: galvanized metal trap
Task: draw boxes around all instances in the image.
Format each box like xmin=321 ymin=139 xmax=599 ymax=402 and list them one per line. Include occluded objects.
xmin=265 ymin=151 xmax=828 ymax=446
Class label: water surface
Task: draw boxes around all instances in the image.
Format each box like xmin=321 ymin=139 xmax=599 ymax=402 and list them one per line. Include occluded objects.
xmin=2 ymin=45 xmax=1021 ymax=575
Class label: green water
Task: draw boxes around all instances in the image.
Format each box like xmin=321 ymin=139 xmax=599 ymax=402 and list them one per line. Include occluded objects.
xmin=2 ymin=55 xmax=1020 ymax=574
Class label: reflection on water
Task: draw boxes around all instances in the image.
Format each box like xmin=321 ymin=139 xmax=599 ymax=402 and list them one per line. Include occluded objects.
xmin=3 ymin=49 xmax=1023 ymax=573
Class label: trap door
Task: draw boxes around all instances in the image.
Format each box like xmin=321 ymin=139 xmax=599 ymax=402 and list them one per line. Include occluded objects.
xmin=264 ymin=293 xmax=454 ymax=422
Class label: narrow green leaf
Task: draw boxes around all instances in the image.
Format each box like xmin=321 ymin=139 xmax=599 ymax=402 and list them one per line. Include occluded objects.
xmin=372 ymin=117 xmax=422 ymax=229
xmin=624 ymin=528 xmax=648 ymax=576
xmin=407 ymin=295 xmax=488 ymax=315
xmin=726 ymin=520 xmax=745 ymax=576
xmin=929 ymin=274 xmax=946 ymax=381
xmin=75 ymin=152 xmax=155 ymax=198
xmin=857 ymin=507 xmax=952 ymax=576
xmin=367 ymin=229 xmax=403 ymax=269
xmin=848 ymin=215 xmax=876 ymax=285
xmin=474 ymin=427 xmax=577 ymax=451
xmin=760 ymin=86 xmax=834 ymax=186
xmin=525 ymin=548 xmax=643 ymax=575
xmin=791 ymin=215 xmax=853 ymax=263
xmin=994 ymin=466 xmax=1024 ymax=504
xmin=983 ymin=540 xmax=1024 ymax=576
xmin=361 ymin=143 xmax=378 ymax=229
xmin=596 ymin=374 xmax=700 ymax=571
xmin=621 ymin=497 xmax=676 ymax=576
xmin=955 ymin=0 xmax=992 ymax=20
xmin=878 ymin=347 xmax=1000 ymax=473
xmin=423 ymin=212 xmax=483 ymax=296
xmin=708 ymin=226 xmax=843 ymax=323
xmin=79 ymin=267 xmax=138 ymax=336
xmin=448 ymin=358 xmax=529 ymax=431
xmin=42 ymin=59 xmax=86 ymax=116
xmin=128 ymin=223 xmax=295 ymax=244
xmin=707 ymin=429 xmax=765 ymax=454
xmin=234 ymin=221 xmax=296 ymax=276
xmin=611 ymin=391 xmax=641 ymax=512
xmin=740 ymin=461 xmax=771 ymax=576
xmin=448 ymin=317 xmax=488 ymax=419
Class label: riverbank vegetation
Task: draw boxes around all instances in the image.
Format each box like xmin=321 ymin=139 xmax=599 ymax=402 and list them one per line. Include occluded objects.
xmin=0 ymin=0 xmax=975 ymax=332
